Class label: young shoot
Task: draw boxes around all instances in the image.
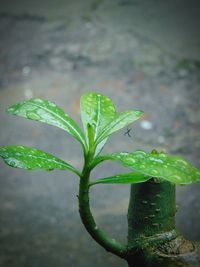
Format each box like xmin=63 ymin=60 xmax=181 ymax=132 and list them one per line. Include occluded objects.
xmin=0 ymin=92 xmax=200 ymax=265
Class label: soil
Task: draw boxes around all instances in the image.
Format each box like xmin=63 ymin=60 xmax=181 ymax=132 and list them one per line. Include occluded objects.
xmin=0 ymin=1 xmax=200 ymax=266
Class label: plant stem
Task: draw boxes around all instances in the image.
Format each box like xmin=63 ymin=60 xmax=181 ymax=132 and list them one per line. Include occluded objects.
xmin=78 ymin=163 xmax=127 ymax=258
xmin=126 ymin=179 xmax=200 ymax=267
xmin=128 ymin=178 xmax=177 ymax=244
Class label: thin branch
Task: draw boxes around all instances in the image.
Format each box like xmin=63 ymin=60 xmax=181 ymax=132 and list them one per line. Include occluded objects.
xmin=78 ymin=165 xmax=127 ymax=258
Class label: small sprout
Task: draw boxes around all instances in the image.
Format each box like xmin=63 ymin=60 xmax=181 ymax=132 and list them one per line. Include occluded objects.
xmin=0 ymin=91 xmax=200 ymax=265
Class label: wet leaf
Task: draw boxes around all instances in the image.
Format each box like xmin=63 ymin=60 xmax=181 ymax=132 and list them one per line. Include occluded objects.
xmin=0 ymin=146 xmax=80 ymax=175
xmin=96 ymin=151 xmax=200 ymax=184
xmin=80 ymin=92 xmax=143 ymax=152
xmin=80 ymin=92 xmax=116 ymax=144
xmin=94 ymin=138 xmax=108 ymax=157
xmin=90 ymin=172 xmax=149 ymax=186
xmin=95 ymin=110 xmax=143 ymax=144
xmin=7 ymin=98 xmax=87 ymax=149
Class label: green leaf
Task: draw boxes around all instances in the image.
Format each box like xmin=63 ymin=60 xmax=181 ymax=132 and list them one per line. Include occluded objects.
xmin=101 ymin=151 xmax=200 ymax=184
xmin=94 ymin=138 xmax=108 ymax=157
xmin=80 ymin=92 xmax=116 ymax=144
xmin=95 ymin=110 xmax=143 ymax=145
xmin=7 ymin=98 xmax=87 ymax=149
xmin=0 ymin=146 xmax=80 ymax=175
xmin=90 ymin=172 xmax=149 ymax=186
xmin=90 ymin=154 xmax=114 ymax=169
xmin=80 ymin=92 xmax=143 ymax=155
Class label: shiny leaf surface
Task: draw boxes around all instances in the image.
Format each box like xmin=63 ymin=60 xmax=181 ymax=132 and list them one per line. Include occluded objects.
xmin=97 ymin=151 xmax=200 ymax=184
xmin=94 ymin=138 xmax=108 ymax=157
xmin=90 ymin=172 xmax=149 ymax=186
xmin=7 ymin=98 xmax=86 ymax=148
xmin=80 ymin=92 xmax=116 ymax=143
xmin=0 ymin=146 xmax=80 ymax=175
xmin=95 ymin=110 xmax=143 ymax=144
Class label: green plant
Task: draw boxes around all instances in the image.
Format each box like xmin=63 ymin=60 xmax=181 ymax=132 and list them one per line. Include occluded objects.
xmin=0 ymin=92 xmax=200 ymax=266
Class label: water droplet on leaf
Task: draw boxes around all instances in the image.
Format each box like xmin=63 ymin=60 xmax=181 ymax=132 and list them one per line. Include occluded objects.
xmin=126 ymin=158 xmax=136 ymax=164
xmin=159 ymin=153 xmax=167 ymax=158
xmin=169 ymin=175 xmax=182 ymax=182
xmin=176 ymin=159 xmax=189 ymax=166
xmin=151 ymin=169 xmax=159 ymax=175
xmin=26 ymin=111 xmax=41 ymax=121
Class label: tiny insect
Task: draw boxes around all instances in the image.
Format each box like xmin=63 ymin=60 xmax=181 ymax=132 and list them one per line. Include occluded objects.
xmin=124 ymin=128 xmax=132 ymax=137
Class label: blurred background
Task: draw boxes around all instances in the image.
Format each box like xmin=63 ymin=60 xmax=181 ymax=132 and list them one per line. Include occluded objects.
xmin=0 ymin=0 xmax=200 ymax=266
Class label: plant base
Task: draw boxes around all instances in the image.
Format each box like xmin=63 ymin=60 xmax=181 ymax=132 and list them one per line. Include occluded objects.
xmin=126 ymin=180 xmax=200 ymax=266
xmin=126 ymin=235 xmax=200 ymax=267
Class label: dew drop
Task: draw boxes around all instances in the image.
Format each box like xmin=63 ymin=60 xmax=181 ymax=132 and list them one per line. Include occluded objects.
xmin=152 ymin=223 xmax=159 ymax=227
xmin=134 ymin=151 xmax=146 ymax=156
xmin=7 ymin=107 xmax=15 ymax=113
xmin=26 ymin=111 xmax=41 ymax=121
xmin=140 ymin=164 xmax=146 ymax=169
xmin=6 ymin=158 xmax=25 ymax=168
xmin=34 ymin=98 xmax=43 ymax=103
xmin=176 ymin=159 xmax=189 ymax=166
xmin=133 ymin=151 xmax=146 ymax=160
xmin=159 ymin=152 xmax=167 ymax=158
xmin=169 ymin=175 xmax=182 ymax=182
xmin=126 ymin=158 xmax=136 ymax=164
xmin=142 ymin=200 xmax=148 ymax=204
xmin=149 ymin=157 xmax=164 ymax=164
xmin=119 ymin=152 xmax=129 ymax=156
xmin=151 ymin=169 xmax=159 ymax=175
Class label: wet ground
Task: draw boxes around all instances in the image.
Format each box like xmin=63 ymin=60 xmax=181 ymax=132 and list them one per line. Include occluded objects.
xmin=0 ymin=1 xmax=200 ymax=266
